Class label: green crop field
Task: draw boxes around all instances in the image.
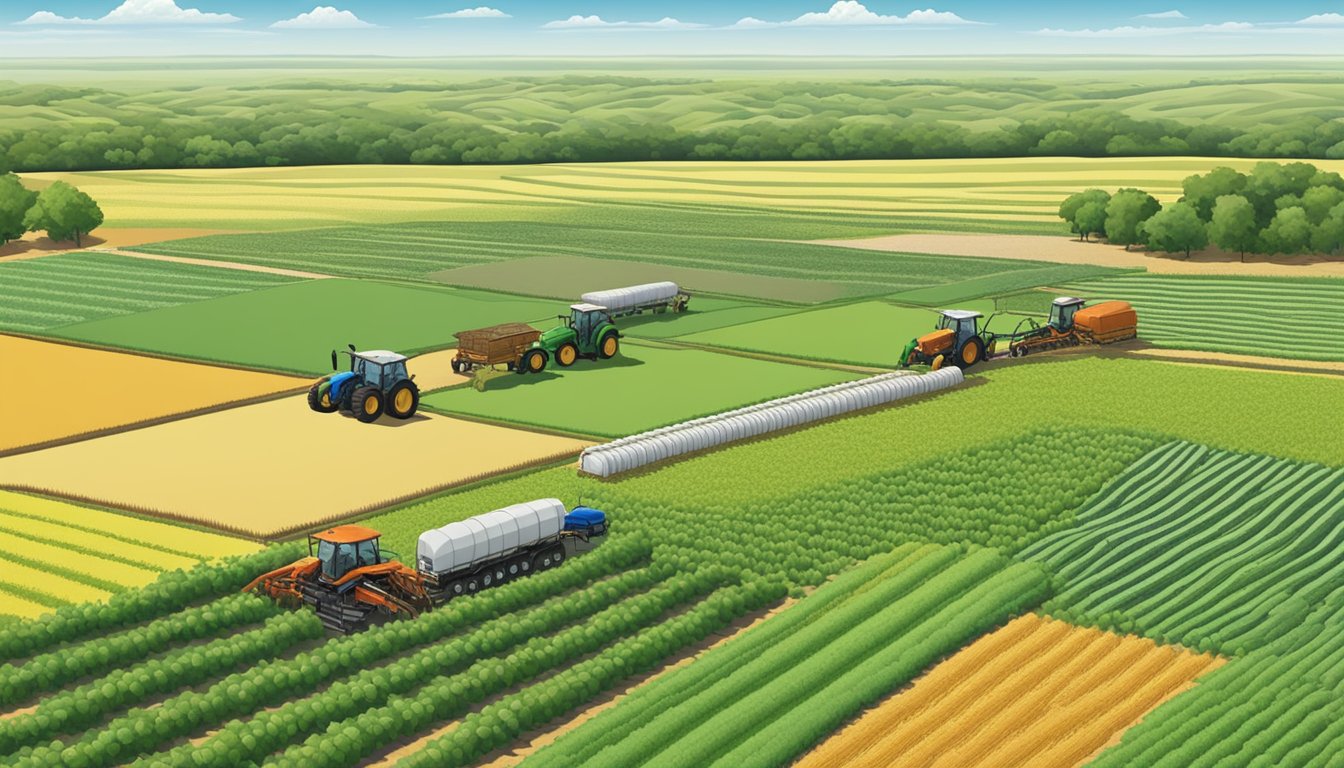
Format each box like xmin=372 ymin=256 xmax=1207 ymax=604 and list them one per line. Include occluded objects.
xmin=51 ymin=279 xmax=560 ymax=374
xmin=422 ymin=343 xmax=859 ymax=437
xmin=0 ymin=252 xmax=295 ymax=334
xmin=678 ymin=300 xmax=996 ymax=368
xmin=1068 ymin=274 xmax=1344 ymax=362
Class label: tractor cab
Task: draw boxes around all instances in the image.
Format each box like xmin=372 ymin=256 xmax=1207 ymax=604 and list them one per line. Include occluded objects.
xmin=936 ymin=310 xmax=984 ymax=346
xmin=310 ymin=525 xmax=388 ymax=583
xmin=336 ymin=349 xmax=409 ymax=390
xmin=1048 ymin=297 xmax=1086 ymax=333
xmin=566 ymin=304 xmax=614 ymax=345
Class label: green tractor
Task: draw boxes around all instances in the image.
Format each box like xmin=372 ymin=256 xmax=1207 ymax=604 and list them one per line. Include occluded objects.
xmin=518 ymin=303 xmax=622 ymax=374
xmin=308 ymin=345 xmax=420 ymax=424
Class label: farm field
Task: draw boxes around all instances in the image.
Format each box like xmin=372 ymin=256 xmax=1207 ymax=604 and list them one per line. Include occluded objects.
xmin=0 ymin=490 xmax=258 ymax=619
xmin=53 ymin=279 xmax=559 ymax=375
xmin=678 ymin=300 xmax=997 ymax=368
xmin=0 ymin=397 xmax=591 ymax=538
xmin=422 ymin=343 xmax=859 ymax=438
xmin=1068 ymin=274 xmax=1344 ymax=362
xmin=0 ymin=250 xmax=296 ymax=334
xmin=0 ymin=334 xmax=304 ymax=453
xmin=798 ymin=613 xmax=1223 ymax=768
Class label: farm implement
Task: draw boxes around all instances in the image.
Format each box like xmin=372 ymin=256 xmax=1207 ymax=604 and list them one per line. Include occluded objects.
xmin=245 ymin=499 xmax=608 ymax=633
xmin=453 ymin=303 xmax=622 ymax=389
xmin=308 ymin=345 xmax=420 ymax=423
xmin=900 ymin=297 xmax=1138 ymax=371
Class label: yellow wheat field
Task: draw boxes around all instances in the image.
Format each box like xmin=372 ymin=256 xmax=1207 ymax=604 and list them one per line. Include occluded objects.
xmin=798 ymin=614 xmax=1224 ymax=768
xmin=0 ymin=398 xmax=592 ymax=538
xmin=0 ymin=529 xmax=158 ymax=588
xmin=0 ymin=335 xmax=306 ymax=453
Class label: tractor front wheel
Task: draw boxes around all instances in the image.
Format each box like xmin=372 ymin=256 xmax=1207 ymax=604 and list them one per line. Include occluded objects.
xmin=555 ymin=342 xmax=579 ymax=367
xmin=353 ymin=386 xmax=384 ymax=423
xmin=388 ymin=381 xmax=420 ymax=420
xmin=307 ymin=383 xmax=338 ymax=413
xmin=598 ymin=332 xmax=620 ymax=360
xmin=521 ymin=349 xmax=547 ymax=374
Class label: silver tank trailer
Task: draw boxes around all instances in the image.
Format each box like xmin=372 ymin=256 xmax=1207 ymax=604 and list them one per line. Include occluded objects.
xmin=581 ymin=281 xmax=686 ymax=317
xmin=417 ymin=498 xmax=566 ymax=577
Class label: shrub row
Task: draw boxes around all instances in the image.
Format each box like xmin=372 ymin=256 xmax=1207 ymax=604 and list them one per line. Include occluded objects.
xmin=0 ymin=544 xmax=303 ymax=665
xmin=7 ymin=536 xmax=651 ymax=768
xmin=262 ymin=567 xmax=751 ymax=768
xmin=0 ymin=594 xmax=280 ymax=708
xmin=398 ymin=580 xmax=785 ymax=768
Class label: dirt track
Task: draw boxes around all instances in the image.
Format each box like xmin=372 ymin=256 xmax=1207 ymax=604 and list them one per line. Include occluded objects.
xmin=104 ymin=248 xmax=334 ymax=280
xmin=0 ymin=228 xmax=237 ymax=261
xmin=816 ymin=233 xmax=1344 ymax=278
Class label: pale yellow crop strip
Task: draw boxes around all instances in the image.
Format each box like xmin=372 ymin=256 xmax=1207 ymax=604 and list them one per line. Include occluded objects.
xmin=0 ymin=530 xmax=159 ymax=589
xmin=0 ymin=491 xmax=258 ymax=560
xmin=0 ymin=559 xmax=111 ymax=606
xmin=0 ymin=590 xmax=54 ymax=620
xmin=797 ymin=615 xmax=1041 ymax=768
xmin=0 ymin=513 xmax=197 ymax=572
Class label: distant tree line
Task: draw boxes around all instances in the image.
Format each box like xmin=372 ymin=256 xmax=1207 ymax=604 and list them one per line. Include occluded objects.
xmin=1059 ymin=162 xmax=1344 ymax=259
xmin=0 ymin=174 xmax=103 ymax=247
xmin=5 ymin=101 xmax=1344 ymax=172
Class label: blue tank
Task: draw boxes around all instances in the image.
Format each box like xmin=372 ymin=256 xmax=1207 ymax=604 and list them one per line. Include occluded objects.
xmin=563 ymin=506 xmax=607 ymax=536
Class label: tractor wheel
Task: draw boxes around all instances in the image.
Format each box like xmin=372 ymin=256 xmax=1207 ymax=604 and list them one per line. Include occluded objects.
xmin=598 ymin=332 xmax=620 ymax=360
xmin=353 ymin=386 xmax=384 ymax=423
xmin=555 ymin=342 xmax=579 ymax=368
xmin=522 ymin=349 xmax=547 ymax=374
xmin=307 ymin=383 xmax=338 ymax=413
xmin=388 ymin=381 xmax=420 ymax=420
xmin=931 ymin=354 xmax=946 ymax=371
xmin=451 ymin=358 xmax=464 ymax=374
xmin=956 ymin=337 xmax=985 ymax=369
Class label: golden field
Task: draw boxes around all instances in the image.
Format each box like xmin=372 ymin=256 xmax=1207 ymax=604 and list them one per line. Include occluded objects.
xmin=0 ymin=397 xmax=591 ymax=538
xmin=0 ymin=334 xmax=306 ymax=453
xmin=798 ymin=614 xmax=1224 ymax=768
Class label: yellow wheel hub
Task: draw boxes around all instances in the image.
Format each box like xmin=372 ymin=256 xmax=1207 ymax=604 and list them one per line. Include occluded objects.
xmin=395 ymin=389 xmax=413 ymax=412
xmin=931 ymin=354 xmax=945 ymax=371
xmin=364 ymin=396 xmax=380 ymax=415
xmin=559 ymin=346 xmax=577 ymax=365
xmin=320 ymin=392 xmax=331 ymax=408
xmin=603 ymin=336 xmax=618 ymax=356
xmin=530 ymin=354 xmax=544 ymax=371
xmin=962 ymin=344 xmax=978 ymax=365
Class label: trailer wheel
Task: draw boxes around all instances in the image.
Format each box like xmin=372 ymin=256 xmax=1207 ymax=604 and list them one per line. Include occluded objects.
xmin=466 ymin=577 xmax=480 ymax=593
xmin=449 ymin=580 xmax=465 ymax=596
xmin=519 ymin=559 xmax=531 ymax=573
xmin=482 ymin=572 xmax=493 ymax=588
xmin=551 ymin=546 xmax=565 ymax=566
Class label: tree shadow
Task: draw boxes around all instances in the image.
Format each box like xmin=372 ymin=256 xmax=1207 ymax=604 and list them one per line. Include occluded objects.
xmin=0 ymin=235 xmax=105 ymax=259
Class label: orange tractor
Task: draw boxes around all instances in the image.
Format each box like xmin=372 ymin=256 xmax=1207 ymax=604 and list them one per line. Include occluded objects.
xmin=900 ymin=297 xmax=1138 ymax=370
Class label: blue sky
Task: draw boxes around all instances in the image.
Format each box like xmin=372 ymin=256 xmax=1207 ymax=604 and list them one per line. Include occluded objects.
xmin=4 ymin=0 xmax=1344 ymax=56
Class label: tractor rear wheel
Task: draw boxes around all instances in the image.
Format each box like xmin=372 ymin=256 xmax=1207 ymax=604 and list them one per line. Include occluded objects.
xmin=956 ymin=337 xmax=985 ymax=369
xmin=388 ymin=381 xmax=420 ymax=420
xmin=307 ymin=383 xmax=338 ymax=413
xmin=598 ymin=332 xmax=620 ymax=360
xmin=353 ymin=386 xmax=384 ymax=423
xmin=555 ymin=342 xmax=579 ymax=367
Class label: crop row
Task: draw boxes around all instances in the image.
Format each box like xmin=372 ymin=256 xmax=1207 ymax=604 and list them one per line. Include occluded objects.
xmin=1068 ymin=274 xmax=1344 ymax=362
xmin=532 ymin=543 xmax=1049 ymax=768
xmin=1091 ymin=587 xmax=1344 ymax=767
xmin=0 ymin=593 xmax=281 ymax=707
xmin=2 ymin=537 xmax=651 ymax=768
xmin=0 ymin=252 xmax=293 ymax=331
xmin=1021 ymin=441 xmax=1344 ymax=653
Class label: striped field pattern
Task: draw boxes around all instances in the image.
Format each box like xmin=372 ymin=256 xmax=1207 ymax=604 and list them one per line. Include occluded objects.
xmin=0 ymin=491 xmax=258 ymax=619
xmin=0 ymin=252 xmax=296 ymax=333
xmin=798 ymin=614 xmax=1222 ymax=768
xmin=1021 ymin=442 xmax=1344 ymax=653
xmin=1067 ymin=274 xmax=1344 ymax=362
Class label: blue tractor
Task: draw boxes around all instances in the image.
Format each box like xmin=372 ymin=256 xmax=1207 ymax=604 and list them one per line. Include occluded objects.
xmin=308 ymin=345 xmax=420 ymax=424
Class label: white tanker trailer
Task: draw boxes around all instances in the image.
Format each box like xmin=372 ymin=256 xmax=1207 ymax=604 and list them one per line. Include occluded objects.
xmin=580 ymin=281 xmax=690 ymax=318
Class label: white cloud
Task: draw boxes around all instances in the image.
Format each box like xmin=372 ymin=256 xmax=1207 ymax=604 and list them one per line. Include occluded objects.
xmin=731 ymin=16 xmax=773 ymax=28
xmin=1135 ymin=10 xmax=1187 ymax=20
xmin=18 ymin=0 xmax=239 ymax=25
xmin=271 ymin=6 xmax=374 ymax=29
xmin=782 ymin=2 xmax=980 ymax=26
xmin=424 ymin=6 xmax=510 ymax=19
xmin=542 ymin=15 xmax=705 ymax=29
xmin=1036 ymin=21 xmax=1253 ymax=37
xmin=1296 ymin=13 xmax=1344 ymax=25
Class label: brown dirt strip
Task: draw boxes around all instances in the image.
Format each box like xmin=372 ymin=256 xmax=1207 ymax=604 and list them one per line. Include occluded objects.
xmin=1125 ymin=349 xmax=1344 ymax=378
xmin=102 ymin=248 xmax=334 ymax=279
xmin=0 ymin=228 xmax=240 ymax=260
xmin=812 ymin=233 xmax=1344 ymax=278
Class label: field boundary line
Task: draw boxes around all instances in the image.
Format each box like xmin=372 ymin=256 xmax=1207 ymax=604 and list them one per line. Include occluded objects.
xmin=0 ymin=330 xmax=313 ymax=378
xmin=1122 ymin=348 xmax=1344 ymax=378
xmin=103 ymin=248 xmax=336 ymax=280
xmin=637 ymin=337 xmax=889 ymax=375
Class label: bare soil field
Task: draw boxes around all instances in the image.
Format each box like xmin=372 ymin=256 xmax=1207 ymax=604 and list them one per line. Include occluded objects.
xmin=817 ymin=233 xmax=1344 ymax=278
xmin=0 ymin=334 xmax=307 ymax=453
xmin=0 ymin=395 xmax=591 ymax=538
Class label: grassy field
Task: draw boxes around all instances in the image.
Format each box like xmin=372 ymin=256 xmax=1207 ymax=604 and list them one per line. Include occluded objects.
xmin=678 ymin=300 xmax=996 ymax=368
xmin=0 ymin=251 xmax=295 ymax=334
xmin=1068 ymin=274 xmax=1344 ymax=362
xmin=53 ymin=279 xmax=560 ymax=374
xmin=422 ymin=343 xmax=859 ymax=437
xmin=0 ymin=335 xmax=303 ymax=453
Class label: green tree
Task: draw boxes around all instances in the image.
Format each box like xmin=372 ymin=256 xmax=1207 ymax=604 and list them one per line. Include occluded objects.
xmin=1261 ymin=206 xmax=1313 ymax=255
xmin=1059 ymin=189 xmax=1111 ymax=241
xmin=1140 ymin=202 xmax=1207 ymax=259
xmin=0 ymin=173 xmax=37 ymax=246
xmin=1300 ymin=185 xmax=1344 ymax=224
xmin=1311 ymin=201 xmax=1344 ymax=254
xmin=1206 ymin=195 xmax=1258 ymax=261
xmin=23 ymin=181 xmax=103 ymax=247
xmin=1104 ymin=188 xmax=1161 ymax=249
xmin=1181 ymin=166 xmax=1246 ymax=220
